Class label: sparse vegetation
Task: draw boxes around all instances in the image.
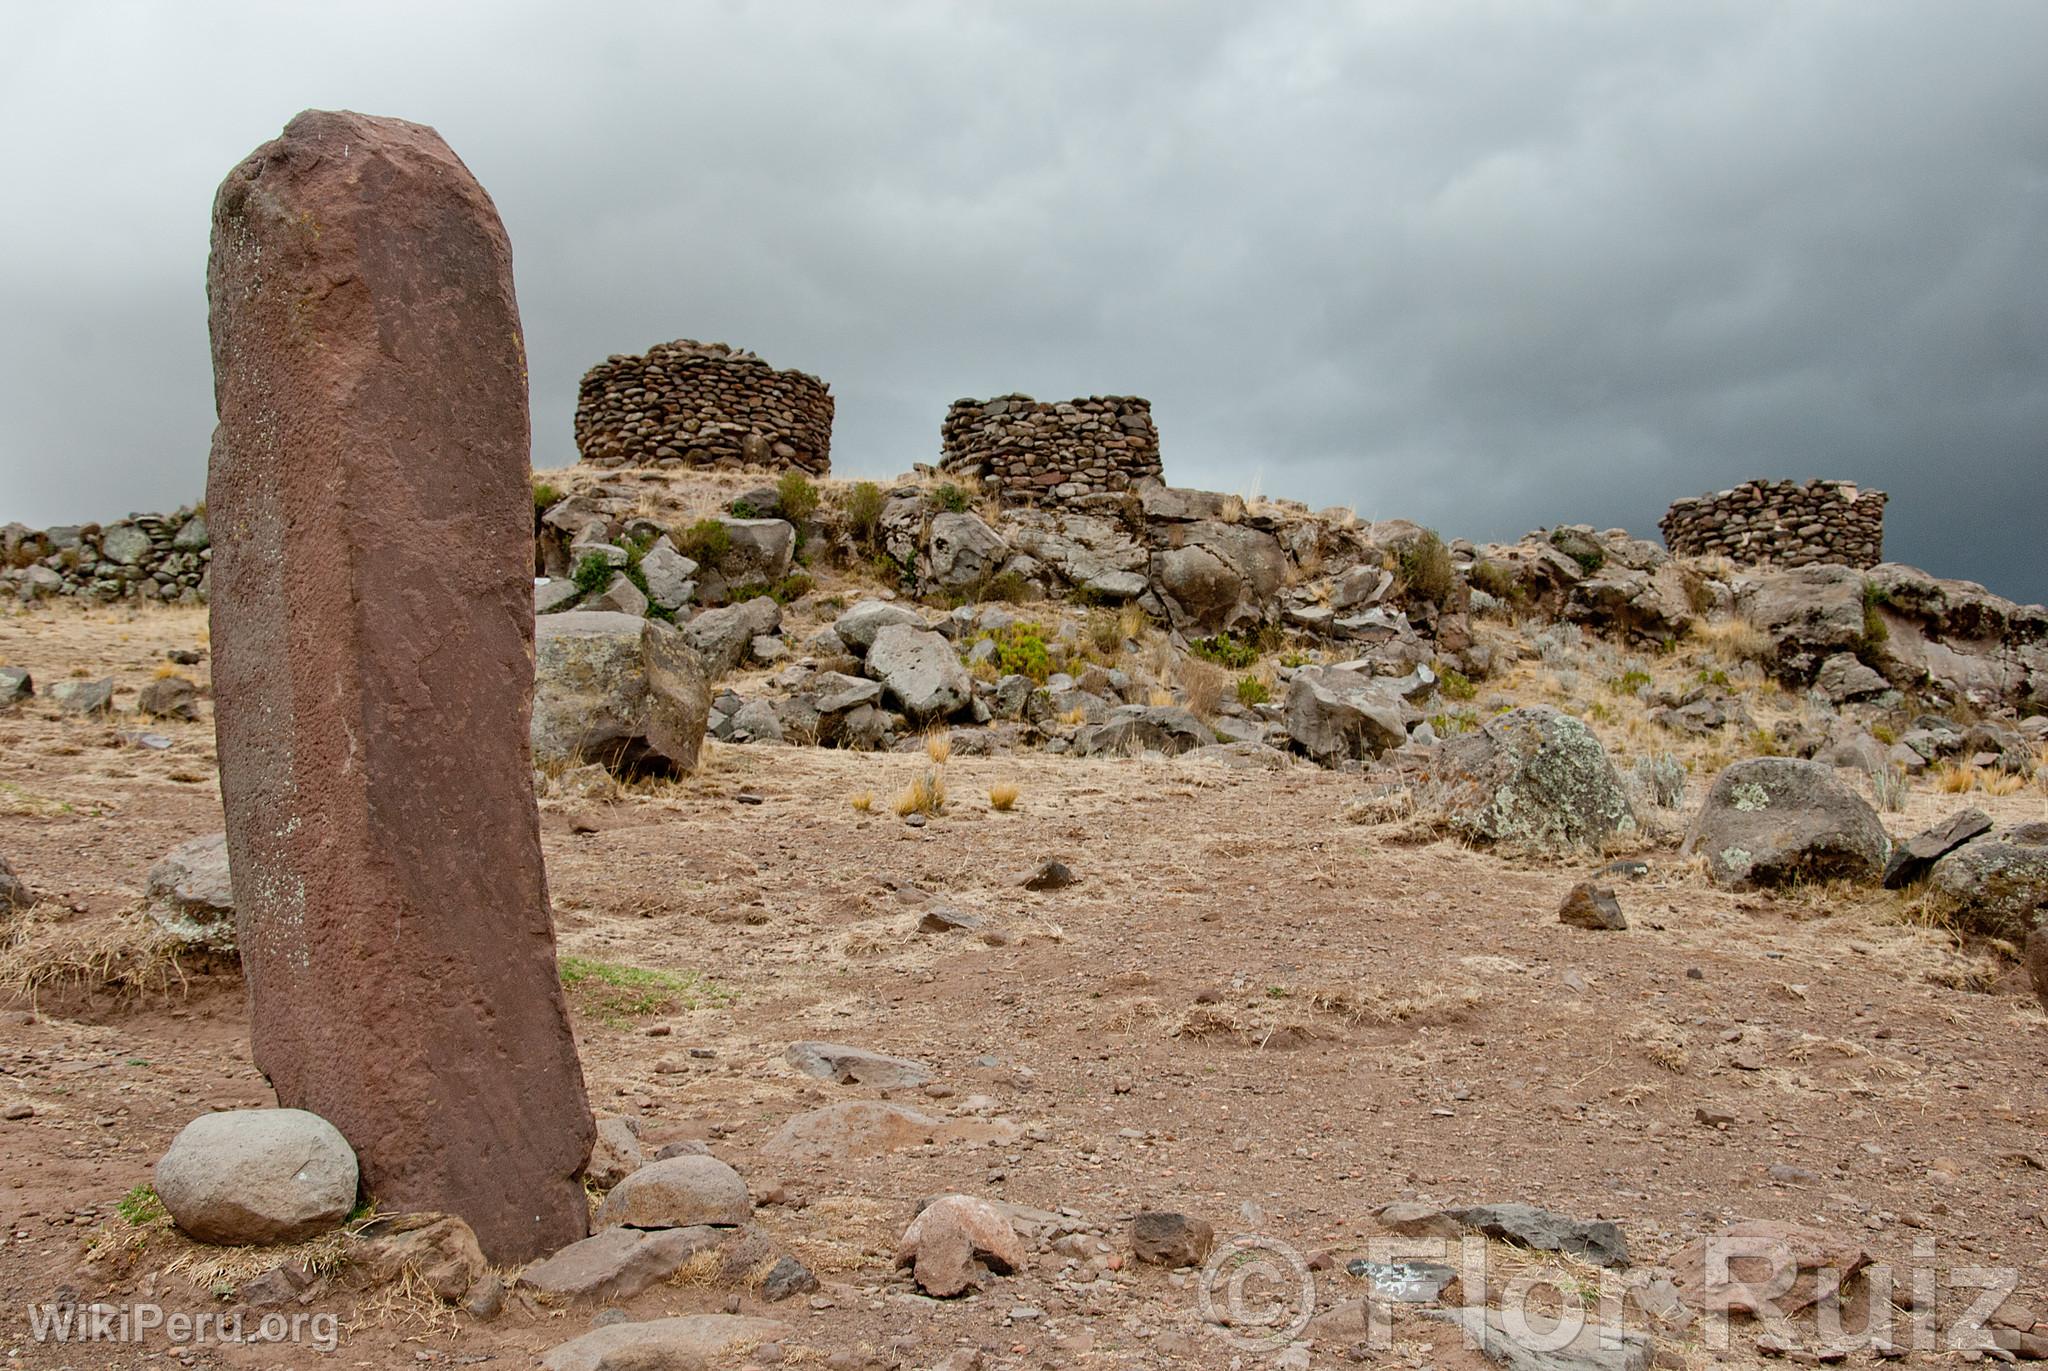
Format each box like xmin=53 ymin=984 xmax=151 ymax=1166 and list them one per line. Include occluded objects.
xmin=1467 ymin=558 xmax=1518 ymax=603
xmin=768 ymin=572 xmax=814 ymax=604
xmin=988 ymin=782 xmax=1019 ymax=812
xmin=558 ymin=957 xmax=722 ymax=1021
xmin=849 ymin=790 xmax=874 ymax=813
xmin=1190 ymin=632 xmax=1259 ymax=669
xmin=571 ymin=551 xmax=616 ymax=596
xmin=1437 ymin=667 xmax=1477 ymax=701
xmin=979 ymin=622 xmax=1053 ymax=682
xmin=532 ymin=481 xmax=562 ymax=511
xmin=676 ymin=518 xmax=731 ymax=567
xmin=923 ymin=730 xmax=952 ymax=765
xmin=117 ymin=1184 xmax=167 ymax=1227
xmin=842 ymin=481 xmax=886 ymax=549
xmin=892 ymin=768 xmax=947 ymax=818
xmin=1235 ymin=673 xmax=1270 ymax=707
xmin=1398 ymin=530 xmax=1456 ymax=603
xmin=775 ymin=470 xmax=820 ymax=524
xmin=931 ymin=482 xmax=971 ymax=514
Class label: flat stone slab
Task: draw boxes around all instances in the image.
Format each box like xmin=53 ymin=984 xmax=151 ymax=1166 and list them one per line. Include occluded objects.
xmin=517 ymin=1226 xmax=725 ymax=1303
xmin=784 ymin=1041 xmax=934 ymax=1088
xmin=541 ymin=1314 xmax=788 ymax=1371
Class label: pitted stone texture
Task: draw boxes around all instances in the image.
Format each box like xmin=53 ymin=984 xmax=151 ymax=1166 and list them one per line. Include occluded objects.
xmin=533 ymin=612 xmax=710 ymax=776
xmin=1682 ymin=757 xmax=1890 ymax=889
xmin=154 ymin=1108 xmax=358 ymax=1245
xmin=205 ymin=109 xmax=592 ymax=1263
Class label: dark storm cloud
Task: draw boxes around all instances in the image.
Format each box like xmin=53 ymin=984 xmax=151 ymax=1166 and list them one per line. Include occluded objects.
xmin=3 ymin=1 xmax=2044 ymax=598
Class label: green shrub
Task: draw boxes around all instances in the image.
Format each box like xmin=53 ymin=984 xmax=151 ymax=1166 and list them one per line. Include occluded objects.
xmin=769 ymin=572 xmax=814 ymax=604
xmin=117 ymin=1185 xmax=167 ymax=1227
xmin=1608 ymin=668 xmax=1653 ymax=696
xmin=1191 ymin=632 xmax=1259 ymax=669
xmin=844 ymin=482 xmax=886 ymax=548
xmin=559 ymin=957 xmax=725 ymax=1022
xmin=776 ymin=470 xmax=820 ymax=523
xmin=1859 ymin=581 xmax=1891 ymax=663
xmin=1397 ymin=531 xmax=1455 ymax=605
xmin=932 ymin=482 xmax=971 ymax=514
xmin=1437 ymin=667 xmax=1477 ymax=701
xmin=728 ymin=499 xmax=759 ymax=519
xmin=981 ymin=623 xmax=1053 ymax=682
xmin=1235 ymin=674 xmax=1270 ymax=707
xmin=1549 ymin=527 xmax=1606 ymax=575
xmin=676 ymin=518 xmax=731 ymax=566
xmin=532 ymin=481 xmax=562 ymax=511
xmin=1467 ymin=559 xmax=1518 ymax=602
xmin=572 ymin=552 xmax=616 ymax=596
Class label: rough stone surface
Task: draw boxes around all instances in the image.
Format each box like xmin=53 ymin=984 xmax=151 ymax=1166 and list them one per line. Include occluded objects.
xmin=1558 ymin=882 xmax=1627 ymax=930
xmin=1682 ymin=758 xmax=1889 ymax=889
xmin=1446 ymin=1203 xmax=1630 ymax=1268
xmin=1073 ymin=705 xmax=1212 ymax=758
xmin=0 ymin=666 xmax=30 ymax=708
xmin=575 ymin=338 xmax=831 ymax=474
xmin=1431 ymin=707 xmax=1637 ymax=854
xmin=47 ymin=678 xmax=113 ymax=715
xmin=517 ymin=1225 xmax=725 ymax=1303
xmin=137 ymin=674 xmax=202 ymax=721
xmin=784 ymin=1041 xmax=933 ymax=1089
xmin=0 ymin=853 xmax=28 ymax=912
xmin=1425 ymin=1305 xmax=1653 ymax=1371
xmin=585 ymin=1115 xmax=646 ymax=1190
xmin=761 ymin=1101 xmax=956 ymax=1158
xmin=832 ymin=600 xmax=925 ymax=654
xmin=1883 ymin=807 xmax=1993 ymax=888
xmin=1668 ymin=1220 xmax=1870 ymax=1315
xmin=681 ymin=597 xmax=781 ymax=677
xmin=1284 ymin=669 xmax=1407 ymax=764
xmin=1130 ymin=1212 xmax=1215 ymax=1267
xmin=533 ymin=612 xmax=710 ymax=776
xmin=154 ymin=1108 xmax=358 ymax=1245
xmin=347 ymin=1212 xmax=487 ymax=1302
xmin=1925 ymin=838 xmax=2048 ymax=943
xmin=596 ymin=1154 xmax=751 ymax=1229
xmin=940 ymin=395 xmax=1160 ymax=501
xmin=2027 ymin=927 xmax=2048 ymax=1012
xmin=205 ymin=109 xmax=592 ymax=1263
xmin=1661 ymin=479 xmax=1885 ymax=569
xmin=865 ymin=624 xmax=972 ymax=723
xmin=143 ymin=832 xmax=237 ymax=952
xmin=896 ymin=1194 xmax=1025 ymax=1297
xmin=540 ymin=1314 xmax=789 ymax=1371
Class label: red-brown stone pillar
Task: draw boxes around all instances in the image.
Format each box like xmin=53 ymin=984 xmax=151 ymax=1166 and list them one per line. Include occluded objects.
xmin=205 ymin=110 xmax=593 ymax=1262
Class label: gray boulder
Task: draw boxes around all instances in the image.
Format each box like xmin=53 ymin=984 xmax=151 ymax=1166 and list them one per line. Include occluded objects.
xmin=832 ymin=600 xmax=926 ymax=655
xmin=100 ymin=523 xmax=152 ymax=566
xmin=1925 ymin=835 xmax=2048 ymax=943
xmin=699 ymin=518 xmax=794 ymax=601
xmin=0 ymin=853 xmax=30 ymax=912
xmin=1739 ymin=565 xmax=1869 ymax=679
xmin=865 ymin=624 xmax=972 ymax=723
xmin=1284 ymin=669 xmax=1407 ymax=764
xmin=596 ymin=1154 xmax=751 ymax=1230
xmin=47 ymin=678 xmax=114 ymax=715
xmin=584 ymin=572 xmax=648 ymax=618
xmin=533 ymin=612 xmax=710 ymax=776
xmin=540 ymin=1316 xmax=789 ymax=1371
xmin=144 ymin=832 xmax=236 ymax=952
xmin=1883 ymin=808 xmax=1992 ymax=888
xmin=1073 ymin=705 xmax=1212 ymax=757
xmin=1815 ymin=653 xmax=1889 ymax=704
xmin=785 ymin=1042 xmax=933 ymax=1088
xmin=1682 ymin=757 xmax=1889 ymax=888
xmin=682 ymin=597 xmax=781 ymax=677
xmin=1433 ymin=706 xmax=1637 ymax=854
xmin=1567 ymin=565 xmax=1700 ymax=643
xmin=154 ymin=1108 xmax=359 ymax=1245
xmin=923 ymin=512 xmax=1010 ymax=594
xmin=0 ymin=666 xmax=30 ymax=708
xmin=638 ymin=539 xmax=698 ymax=612
xmin=534 ymin=579 xmax=582 ymax=615
xmin=1149 ymin=544 xmax=1243 ymax=635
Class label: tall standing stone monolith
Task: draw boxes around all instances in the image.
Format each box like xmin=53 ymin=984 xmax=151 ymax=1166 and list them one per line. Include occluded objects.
xmin=205 ymin=110 xmax=593 ymax=1263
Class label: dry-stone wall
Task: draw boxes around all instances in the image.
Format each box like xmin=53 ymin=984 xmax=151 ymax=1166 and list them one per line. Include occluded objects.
xmin=941 ymin=395 xmax=1161 ymax=501
xmin=574 ymin=340 xmax=832 ymax=474
xmin=1660 ymin=480 xmax=1886 ymax=569
xmin=2 ymin=508 xmax=209 ymax=603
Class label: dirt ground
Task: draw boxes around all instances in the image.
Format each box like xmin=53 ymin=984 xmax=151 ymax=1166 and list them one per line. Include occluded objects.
xmin=2 ymin=600 xmax=2045 ymax=1370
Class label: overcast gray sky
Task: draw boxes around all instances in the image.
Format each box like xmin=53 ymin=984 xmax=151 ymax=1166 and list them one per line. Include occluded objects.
xmin=3 ymin=1 xmax=2044 ymax=601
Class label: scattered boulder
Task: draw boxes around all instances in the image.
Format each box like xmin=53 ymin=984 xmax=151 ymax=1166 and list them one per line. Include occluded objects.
xmin=584 ymin=1115 xmax=646 ymax=1190
xmin=47 ymin=678 xmax=114 ymax=715
xmin=1682 ymin=758 xmax=1889 ymax=888
xmin=584 ymin=572 xmax=648 ymax=617
xmin=923 ymin=512 xmax=1010 ymax=595
xmin=540 ymin=1315 xmax=789 ymax=1371
xmin=348 ymin=1212 xmax=486 ymax=1302
xmin=784 ymin=1042 xmax=933 ymax=1089
xmin=1668 ymin=1220 xmax=1870 ymax=1316
xmin=1924 ymin=837 xmax=2048 ymax=943
xmin=1814 ymin=653 xmax=1890 ymax=704
xmin=1430 ymin=707 xmax=1637 ymax=854
xmin=896 ymin=1195 xmax=1024 ymax=1297
xmin=1284 ymin=668 xmax=1406 ymax=764
xmin=1739 ymin=565 xmax=1868 ymax=679
xmin=865 ymin=624 xmax=972 ymax=723
xmin=1444 ymin=1203 xmax=1630 ymax=1268
xmin=1424 ymin=1305 xmax=1652 ymax=1371
xmin=833 ymin=600 xmax=926 ymax=655
xmin=637 ymin=539 xmax=698 ymax=612
xmin=533 ymin=612 xmax=710 ymax=776
xmin=1129 ymin=1211 xmax=1214 ymax=1267
xmin=682 ymin=596 xmax=782 ymax=677
xmin=1883 ymin=807 xmax=1993 ymax=888
xmin=517 ymin=1225 xmax=726 ymax=1303
xmin=696 ymin=518 xmax=794 ymax=602
xmin=1021 ymin=859 xmax=1076 ymax=891
xmin=1558 ymin=882 xmax=1627 ymax=930
xmin=154 ymin=1109 xmax=359 ymax=1245
xmin=1073 ymin=705 xmax=1211 ymax=757
xmin=596 ymin=1154 xmax=751 ymax=1230
xmin=136 ymin=674 xmax=202 ymax=721
xmin=143 ymin=832 xmax=236 ymax=952
xmin=0 ymin=666 xmax=30 ymax=708
xmin=763 ymin=1101 xmax=940 ymax=1159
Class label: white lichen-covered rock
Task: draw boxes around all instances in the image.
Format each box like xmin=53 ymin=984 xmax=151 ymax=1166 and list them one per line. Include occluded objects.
xmin=154 ymin=1109 xmax=358 ymax=1245
xmin=1682 ymin=757 xmax=1890 ymax=888
xmin=864 ymin=624 xmax=971 ymax=723
xmin=143 ymin=832 xmax=237 ymax=952
xmin=1432 ymin=706 xmax=1637 ymax=854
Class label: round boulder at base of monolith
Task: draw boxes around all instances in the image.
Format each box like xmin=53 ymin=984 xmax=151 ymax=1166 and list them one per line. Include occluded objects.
xmin=154 ymin=1109 xmax=358 ymax=1246
xmin=205 ymin=109 xmax=593 ymax=1263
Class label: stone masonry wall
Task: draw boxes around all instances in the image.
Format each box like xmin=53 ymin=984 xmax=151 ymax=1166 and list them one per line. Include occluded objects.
xmin=940 ymin=395 xmax=1161 ymax=501
xmin=1660 ymin=479 xmax=1886 ymax=569
xmin=574 ymin=340 xmax=832 ymax=474
xmin=3 ymin=508 xmax=211 ymax=603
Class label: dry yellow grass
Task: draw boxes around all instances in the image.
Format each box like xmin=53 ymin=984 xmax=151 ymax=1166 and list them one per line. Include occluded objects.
xmin=988 ymin=782 xmax=1019 ymax=812
xmin=1057 ymin=704 xmax=1089 ymax=727
xmin=1935 ymin=762 xmax=1981 ymax=794
xmin=1146 ymin=686 xmax=1177 ymax=708
xmin=922 ymin=730 xmax=952 ymax=765
xmin=1982 ymin=770 xmax=2026 ymax=796
xmin=1688 ymin=615 xmax=1772 ymax=664
xmin=892 ymin=768 xmax=946 ymax=818
xmin=848 ymin=790 xmax=873 ymax=813
xmin=1175 ymin=659 xmax=1226 ymax=721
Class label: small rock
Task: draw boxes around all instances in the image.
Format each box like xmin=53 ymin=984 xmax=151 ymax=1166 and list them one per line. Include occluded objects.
xmin=1020 ymin=860 xmax=1076 ymax=891
xmin=154 ymin=1108 xmax=358 ymax=1246
xmin=1558 ymin=881 xmax=1628 ymax=930
xmin=784 ymin=1041 xmax=933 ymax=1089
xmin=1129 ymin=1211 xmax=1214 ymax=1268
xmin=596 ymin=1154 xmax=751 ymax=1229
xmin=896 ymin=1195 xmax=1024 ymax=1297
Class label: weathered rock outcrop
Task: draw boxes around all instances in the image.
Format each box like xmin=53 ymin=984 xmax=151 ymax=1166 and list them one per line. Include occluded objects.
xmin=1426 ymin=707 xmax=1637 ymax=854
xmin=533 ymin=612 xmax=710 ymax=776
xmin=1682 ymin=758 xmax=1890 ymax=888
